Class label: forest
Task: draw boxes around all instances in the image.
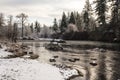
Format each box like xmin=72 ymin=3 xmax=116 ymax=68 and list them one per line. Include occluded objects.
xmin=0 ymin=0 xmax=120 ymax=42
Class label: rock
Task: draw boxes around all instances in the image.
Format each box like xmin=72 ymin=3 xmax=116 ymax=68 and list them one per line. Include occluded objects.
xmin=45 ymin=42 xmax=63 ymax=51
xmin=61 ymin=57 xmax=67 ymax=61
xmin=8 ymin=49 xmax=14 ymax=53
xmin=68 ymin=59 xmax=76 ymax=62
xmin=49 ymin=58 xmax=56 ymax=62
xmin=53 ymin=56 xmax=59 ymax=58
xmin=23 ymin=51 xmax=28 ymax=55
xmin=21 ymin=45 xmax=28 ymax=49
xmin=99 ymin=48 xmax=106 ymax=52
xmin=29 ymin=54 xmax=39 ymax=59
xmin=7 ymin=55 xmax=17 ymax=58
xmin=0 ymin=44 xmax=2 ymax=48
xmin=90 ymin=61 xmax=97 ymax=66
xmin=74 ymin=58 xmax=80 ymax=61
xmin=91 ymin=58 xmax=97 ymax=60
xmin=93 ymin=48 xmax=99 ymax=51
xmin=29 ymin=52 xmax=33 ymax=54
xmin=15 ymin=51 xmax=26 ymax=57
xmin=69 ymin=69 xmax=84 ymax=80
xmin=68 ymin=58 xmax=80 ymax=62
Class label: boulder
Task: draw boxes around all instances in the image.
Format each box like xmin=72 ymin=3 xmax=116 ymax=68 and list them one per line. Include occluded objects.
xmin=68 ymin=58 xmax=80 ymax=62
xmin=68 ymin=59 xmax=76 ymax=62
xmin=90 ymin=61 xmax=97 ymax=66
xmin=45 ymin=43 xmax=63 ymax=51
xmin=53 ymin=56 xmax=59 ymax=58
xmin=29 ymin=54 xmax=39 ymax=59
xmin=29 ymin=52 xmax=33 ymax=54
xmin=99 ymin=48 xmax=106 ymax=52
xmin=74 ymin=58 xmax=80 ymax=61
xmin=49 ymin=58 xmax=56 ymax=62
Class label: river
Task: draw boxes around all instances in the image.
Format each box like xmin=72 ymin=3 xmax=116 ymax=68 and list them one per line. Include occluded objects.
xmin=19 ymin=41 xmax=120 ymax=80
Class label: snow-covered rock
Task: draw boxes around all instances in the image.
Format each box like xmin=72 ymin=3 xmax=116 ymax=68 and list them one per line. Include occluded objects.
xmin=0 ymin=49 xmax=12 ymax=57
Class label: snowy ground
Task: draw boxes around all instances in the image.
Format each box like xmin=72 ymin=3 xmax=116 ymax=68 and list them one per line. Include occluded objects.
xmin=0 ymin=45 xmax=79 ymax=80
xmin=0 ymin=58 xmax=64 ymax=80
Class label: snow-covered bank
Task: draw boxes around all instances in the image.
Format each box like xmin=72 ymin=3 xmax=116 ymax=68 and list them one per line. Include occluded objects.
xmin=0 ymin=46 xmax=80 ymax=80
xmin=0 ymin=58 xmax=64 ymax=80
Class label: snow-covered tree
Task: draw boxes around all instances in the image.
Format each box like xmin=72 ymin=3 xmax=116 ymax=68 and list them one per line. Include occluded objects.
xmin=0 ymin=13 xmax=4 ymax=27
xmin=7 ymin=15 xmax=13 ymax=40
xmin=60 ymin=12 xmax=67 ymax=33
xmin=16 ymin=13 xmax=28 ymax=37
xmin=34 ymin=21 xmax=41 ymax=35
xmin=95 ymin=0 xmax=107 ymax=30
xmin=52 ymin=18 xmax=59 ymax=33
xmin=67 ymin=24 xmax=78 ymax=32
xmin=69 ymin=12 xmax=76 ymax=24
xmin=110 ymin=0 xmax=120 ymax=40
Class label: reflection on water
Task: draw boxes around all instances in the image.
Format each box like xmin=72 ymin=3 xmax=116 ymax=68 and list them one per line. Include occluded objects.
xmin=20 ymin=41 xmax=120 ymax=80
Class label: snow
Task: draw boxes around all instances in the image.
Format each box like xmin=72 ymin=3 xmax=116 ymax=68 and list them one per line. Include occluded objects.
xmin=0 ymin=47 xmax=80 ymax=80
xmin=0 ymin=49 xmax=12 ymax=57
xmin=0 ymin=58 xmax=64 ymax=80
xmin=60 ymin=68 xmax=79 ymax=79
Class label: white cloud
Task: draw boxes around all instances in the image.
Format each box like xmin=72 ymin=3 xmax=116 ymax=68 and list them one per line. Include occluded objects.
xmin=0 ymin=0 xmax=94 ymax=25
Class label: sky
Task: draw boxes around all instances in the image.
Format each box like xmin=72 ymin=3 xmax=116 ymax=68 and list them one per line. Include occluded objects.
xmin=0 ymin=0 xmax=93 ymax=26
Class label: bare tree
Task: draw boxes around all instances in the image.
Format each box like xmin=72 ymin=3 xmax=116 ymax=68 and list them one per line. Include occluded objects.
xmin=12 ymin=23 xmax=18 ymax=42
xmin=7 ymin=15 xmax=13 ymax=40
xmin=0 ymin=13 xmax=5 ymax=38
xmin=16 ymin=13 xmax=28 ymax=38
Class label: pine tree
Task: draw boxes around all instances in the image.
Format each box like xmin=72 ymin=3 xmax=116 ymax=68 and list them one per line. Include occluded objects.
xmin=75 ymin=12 xmax=82 ymax=31
xmin=69 ymin=12 xmax=76 ymax=24
xmin=52 ymin=18 xmax=58 ymax=33
xmin=60 ymin=12 xmax=67 ymax=33
xmin=95 ymin=0 xmax=107 ymax=30
xmin=0 ymin=13 xmax=4 ymax=27
xmin=30 ymin=23 xmax=34 ymax=33
xmin=110 ymin=0 xmax=120 ymax=40
xmin=83 ymin=11 xmax=89 ymax=31
xmin=83 ymin=0 xmax=93 ymax=31
xmin=35 ymin=21 xmax=41 ymax=34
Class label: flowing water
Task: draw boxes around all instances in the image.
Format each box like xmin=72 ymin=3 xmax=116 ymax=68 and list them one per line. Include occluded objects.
xmin=19 ymin=41 xmax=120 ymax=80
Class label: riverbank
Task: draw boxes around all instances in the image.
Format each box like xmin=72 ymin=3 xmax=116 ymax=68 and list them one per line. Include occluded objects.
xmin=0 ymin=43 xmax=82 ymax=80
xmin=62 ymin=41 xmax=120 ymax=51
xmin=18 ymin=40 xmax=120 ymax=51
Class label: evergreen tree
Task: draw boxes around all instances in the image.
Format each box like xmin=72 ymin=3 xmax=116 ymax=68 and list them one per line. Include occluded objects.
xmin=75 ymin=12 xmax=82 ymax=31
xmin=52 ymin=18 xmax=58 ymax=33
xmin=35 ymin=21 xmax=41 ymax=34
xmin=95 ymin=0 xmax=107 ymax=30
xmin=30 ymin=23 xmax=34 ymax=33
xmin=69 ymin=12 xmax=76 ymax=24
xmin=110 ymin=0 xmax=120 ymax=40
xmin=83 ymin=0 xmax=93 ymax=31
xmin=83 ymin=10 xmax=89 ymax=31
xmin=60 ymin=12 xmax=67 ymax=33
xmin=0 ymin=13 xmax=4 ymax=27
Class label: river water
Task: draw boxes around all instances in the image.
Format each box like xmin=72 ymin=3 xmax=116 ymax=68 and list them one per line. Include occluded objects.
xmin=19 ymin=41 xmax=120 ymax=80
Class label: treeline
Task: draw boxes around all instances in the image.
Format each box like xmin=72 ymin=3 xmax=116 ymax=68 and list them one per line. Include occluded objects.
xmin=0 ymin=0 xmax=119 ymax=43
xmin=51 ymin=0 xmax=120 ymax=42
xmin=0 ymin=13 xmax=53 ymax=41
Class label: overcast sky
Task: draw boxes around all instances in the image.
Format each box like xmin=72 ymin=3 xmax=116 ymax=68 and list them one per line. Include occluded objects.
xmin=0 ymin=0 xmax=93 ymax=26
